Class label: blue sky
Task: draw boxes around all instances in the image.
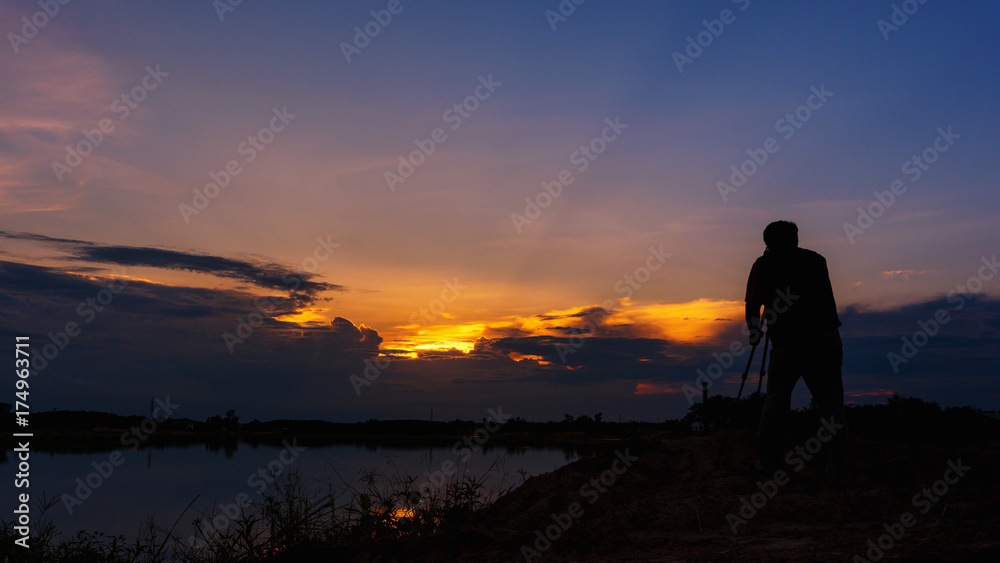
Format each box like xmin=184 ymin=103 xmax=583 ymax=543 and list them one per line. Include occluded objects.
xmin=2 ymin=0 xmax=999 ymax=420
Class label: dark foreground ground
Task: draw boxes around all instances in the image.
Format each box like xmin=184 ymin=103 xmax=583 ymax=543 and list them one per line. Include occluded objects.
xmin=270 ymin=423 xmax=1000 ymax=562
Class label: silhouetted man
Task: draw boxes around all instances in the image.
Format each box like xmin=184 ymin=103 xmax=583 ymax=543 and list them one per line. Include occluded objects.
xmin=745 ymin=221 xmax=848 ymax=485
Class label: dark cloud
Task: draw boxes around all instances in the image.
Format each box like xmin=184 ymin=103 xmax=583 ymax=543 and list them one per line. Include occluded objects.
xmin=840 ymin=295 xmax=1000 ymax=339
xmin=0 ymin=230 xmax=97 ymax=247
xmin=0 ymin=260 xmax=106 ymax=294
xmin=0 ymin=259 xmax=379 ymax=418
xmin=535 ymin=306 xmax=611 ymax=322
xmin=0 ymin=230 xmax=342 ymax=302
xmin=455 ymin=295 xmax=1000 ymax=407
xmin=414 ymin=348 xmax=467 ymax=360
xmin=836 ymin=296 xmax=1000 ymax=402
xmin=328 ymin=316 xmax=383 ymax=353
xmin=548 ymin=325 xmax=592 ymax=335
xmin=473 ymin=335 xmax=677 ymax=383
xmin=482 ymin=326 xmax=533 ymax=339
xmin=3 ymin=251 xmax=998 ymax=420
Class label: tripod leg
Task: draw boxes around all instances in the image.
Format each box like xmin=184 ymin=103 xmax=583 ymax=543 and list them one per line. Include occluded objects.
xmin=737 ymin=344 xmax=757 ymax=399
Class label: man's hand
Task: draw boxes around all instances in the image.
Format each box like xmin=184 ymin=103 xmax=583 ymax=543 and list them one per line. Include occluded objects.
xmin=749 ymin=327 xmax=762 ymax=347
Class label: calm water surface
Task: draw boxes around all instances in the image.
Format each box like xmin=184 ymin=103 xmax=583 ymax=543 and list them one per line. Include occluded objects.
xmin=2 ymin=441 xmax=582 ymax=541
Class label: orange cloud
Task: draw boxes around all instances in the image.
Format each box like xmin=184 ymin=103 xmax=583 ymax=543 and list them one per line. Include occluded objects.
xmin=274 ymin=308 xmax=329 ymax=325
xmin=395 ymin=322 xmax=486 ymax=354
xmin=634 ymin=382 xmax=682 ymax=395
xmin=484 ymin=298 xmax=742 ymax=343
xmin=372 ymin=298 xmax=745 ymax=359
xmin=880 ymin=270 xmax=932 ymax=280
xmin=507 ymin=352 xmax=551 ymax=365
xmin=847 ymin=388 xmax=896 ymax=398
xmin=611 ymin=299 xmax=743 ymax=344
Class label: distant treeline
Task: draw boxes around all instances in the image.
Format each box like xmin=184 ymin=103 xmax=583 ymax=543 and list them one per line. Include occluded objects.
xmin=7 ymin=408 xmax=672 ymax=436
xmin=0 ymin=404 xmax=665 ymax=456
xmin=4 ymin=395 xmax=996 ymax=447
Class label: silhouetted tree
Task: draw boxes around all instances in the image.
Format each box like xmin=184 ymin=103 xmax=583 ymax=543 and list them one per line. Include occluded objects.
xmin=206 ymin=410 xmax=239 ymax=431
xmin=224 ymin=409 xmax=239 ymax=430
xmin=683 ymin=393 xmax=765 ymax=431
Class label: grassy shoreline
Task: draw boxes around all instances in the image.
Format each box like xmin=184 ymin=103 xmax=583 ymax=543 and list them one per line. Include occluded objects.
xmin=4 ymin=397 xmax=998 ymax=561
xmin=0 ymin=440 xmax=537 ymax=562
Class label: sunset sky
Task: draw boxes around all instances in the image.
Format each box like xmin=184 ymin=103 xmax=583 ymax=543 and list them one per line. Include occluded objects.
xmin=3 ymin=0 xmax=999 ymax=421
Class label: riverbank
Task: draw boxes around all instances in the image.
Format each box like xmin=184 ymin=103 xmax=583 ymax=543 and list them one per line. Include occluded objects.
xmin=4 ymin=397 xmax=998 ymax=561
xmin=274 ymin=424 xmax=1000 ymax=562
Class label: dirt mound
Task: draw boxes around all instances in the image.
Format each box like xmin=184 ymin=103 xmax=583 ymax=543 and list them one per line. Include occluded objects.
xmin=283 ymin=429 xmax=1000 ymax=562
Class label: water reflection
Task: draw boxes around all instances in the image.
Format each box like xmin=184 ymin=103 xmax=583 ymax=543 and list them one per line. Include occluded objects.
xmin=0 ymin=440 xmax=584 ymax=539
xmin=166 ymin=437 xmax=591 ymax=467
xmin=202 ymin=435 xmax=239 ymax=458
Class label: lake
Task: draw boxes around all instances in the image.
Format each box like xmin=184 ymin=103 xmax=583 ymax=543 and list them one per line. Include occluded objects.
xmin=3 ymin=440 xmax=584 ymax=545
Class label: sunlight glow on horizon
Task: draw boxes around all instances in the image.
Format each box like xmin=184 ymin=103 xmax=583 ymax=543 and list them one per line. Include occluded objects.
xmin=274 ymin=307 xmax=328 ymax=324
xmin=634 ymin=382 xmax=683 ymax=396
xmin=610 ymin=299 xmax=744 ymax=344
xmin=375 ymin=298 xmax=746 ymax=358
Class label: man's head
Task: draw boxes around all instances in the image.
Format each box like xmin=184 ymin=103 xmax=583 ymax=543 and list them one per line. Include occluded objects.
xmin=763 ymin=220 xmax=798 ymax=250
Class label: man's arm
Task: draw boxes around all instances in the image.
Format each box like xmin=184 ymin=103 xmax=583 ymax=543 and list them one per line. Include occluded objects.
xmin=746 ymin=302 xmax=763 ymax=346
xmin=745 ymin=257 xmax=764 ymax=346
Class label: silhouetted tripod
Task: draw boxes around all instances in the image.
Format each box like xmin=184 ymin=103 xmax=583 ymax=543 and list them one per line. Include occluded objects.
xmin=737 ymin=332 xmax=769 ymax=399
